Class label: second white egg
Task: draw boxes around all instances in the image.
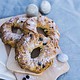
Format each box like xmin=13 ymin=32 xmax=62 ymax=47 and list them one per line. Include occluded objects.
xmin=40 ymin=0 xmax=51 ymax=14
xmin=26 ymin=4 xmax=39 ymax=17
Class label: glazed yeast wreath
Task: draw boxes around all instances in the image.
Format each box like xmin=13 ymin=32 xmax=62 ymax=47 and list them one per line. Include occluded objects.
xmin=1 ymin=15 xmax=60 ymax=73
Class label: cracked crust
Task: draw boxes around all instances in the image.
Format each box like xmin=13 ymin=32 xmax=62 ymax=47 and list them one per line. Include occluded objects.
xmin=15 ymin=32 xmax=57 ymax=73
xmin=1 ymin=14 xmax=60 ymax=73
xmin=1 ymin=16 xmax=27 ymax=47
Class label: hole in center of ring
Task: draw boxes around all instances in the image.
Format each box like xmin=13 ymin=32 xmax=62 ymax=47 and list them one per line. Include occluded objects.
xmin=37 ymin=27 xmax=48 ymax=37
xmin=12 ymin=27 xmax=22 ymax=34
xmin=31 ymin=47 xmax=41 ymax=58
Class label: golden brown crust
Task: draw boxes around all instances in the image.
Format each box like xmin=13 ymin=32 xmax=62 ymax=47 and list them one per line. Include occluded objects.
xmin=1 ymin=15 xmax=60 ymax=48
xmin=15 ymin=32 xmax=56 ymax=73
xmin=1 ymin=16 xmax=27 ymax=47
xmin=23 ymin=17 xmax=37 ymax=34
xmin=1 ymin=14 xmax=60 ymax=73
xmin=37 ymin=15 xmax=60 ymax=49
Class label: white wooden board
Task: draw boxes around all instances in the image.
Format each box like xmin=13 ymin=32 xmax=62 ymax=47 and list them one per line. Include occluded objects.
xmin=7 ymin=48 xmax=70 ymax=80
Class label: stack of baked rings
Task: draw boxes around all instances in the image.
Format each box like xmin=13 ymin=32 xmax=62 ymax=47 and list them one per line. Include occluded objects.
xmin=1 ymin=14 xmax=60 ymax=73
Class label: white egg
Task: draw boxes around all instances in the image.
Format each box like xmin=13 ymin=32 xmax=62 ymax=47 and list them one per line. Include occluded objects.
xmin=57 ymin=54 xmax=68 ymax=63
xmin=26 ymin=4 xmax=39 ymax=17
xmin=40 ymin=0 xmax=51 ymax=14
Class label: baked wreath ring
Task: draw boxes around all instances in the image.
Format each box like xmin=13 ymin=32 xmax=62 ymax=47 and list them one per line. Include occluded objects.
xmin=15 ymin=32 xmax=56 ymax=73
xmin=1 ymin=16 xmax=37 ymax=47
xmin=24 ymin=15 xmax=60 ymax=48
xmin=1 ymin=15 xmax=60 ymax=48
xmin=38 ymin=15 xmax=60 ymax=48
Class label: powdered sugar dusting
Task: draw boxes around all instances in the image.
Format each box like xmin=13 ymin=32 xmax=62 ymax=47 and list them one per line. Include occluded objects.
xmin=26 ymin=37 xmax=31 ymax=42
xmin=8 ymin=17 xmax=16 ymax=22
xmin=27 ymin=18 xmax=37 ymax=32
xmin=3 ymin=15 xmax=60 ymax=73
xmin=43 ymin=37 xmax=50 ymax=43
xmin=17 ymin=17 xmax=27 ymax=23
xmin=38 ymin=16 xmax=46 ymax=25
